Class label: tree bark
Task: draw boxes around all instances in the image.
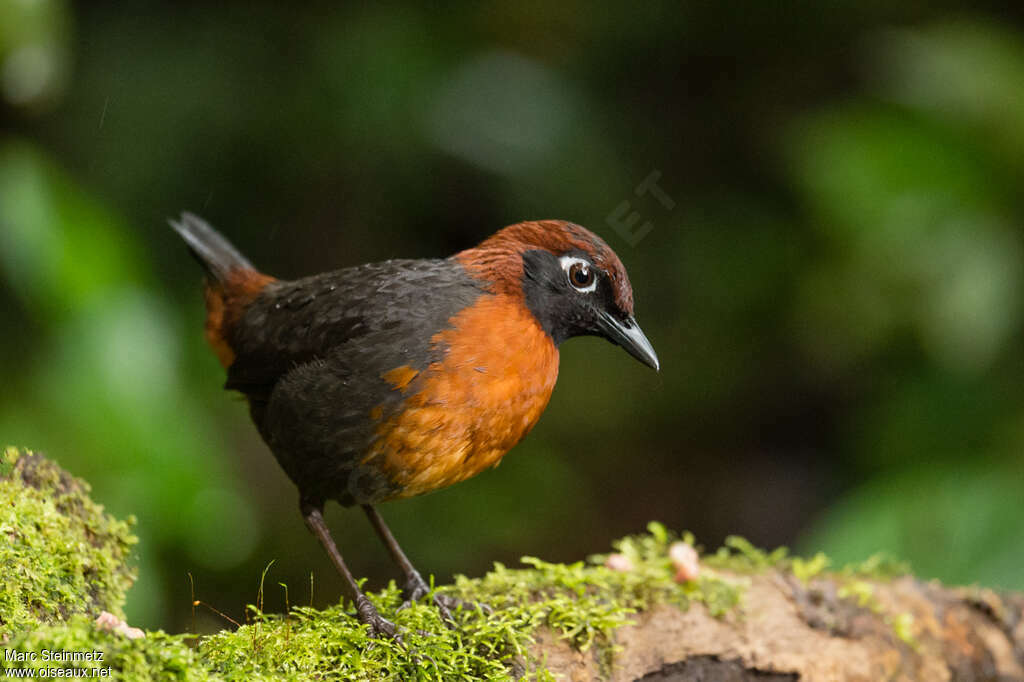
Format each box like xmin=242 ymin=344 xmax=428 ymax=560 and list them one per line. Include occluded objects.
xmin=532 ymin=570 xmax=1024 ymax=682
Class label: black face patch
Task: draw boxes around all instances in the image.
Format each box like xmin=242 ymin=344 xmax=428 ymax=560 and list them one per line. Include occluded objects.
xmin=521 ymin=249 xmax=627 ymax=345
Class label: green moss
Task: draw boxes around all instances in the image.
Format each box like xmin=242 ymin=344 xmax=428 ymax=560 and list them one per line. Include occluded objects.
xmin=0 ymin=447 xmax=138 ymax=638
xmin=198 ymin=587 xmax=521 ymax=681
xmin=593 ymin=522 xmax=746 ymax=618
xmin=192 ymin=526 xmax=748 ymax=680
xmin=836 ymin=579 xmax=878 ymax=609
xmin=1 ymin=503 xmax=748 ymax=680
xmin=791 ymin=552 xmax=831 ymax=583
xmin=888 ymin=611 xmax=918 ymax=648
xmin=5 ymin=615 xmax=210 ymax=680
xmin=839 ymin=553 xmax=912 ymax=580
xmin=0 ymin=445 xmax=18 ymax=477
xmin=1 ymin=456 xmax=911 ymax=680
xmin=703 ymin=535 xmax=791 ymax=572
xmin=703 ymin=533 xmax=910 ymax=584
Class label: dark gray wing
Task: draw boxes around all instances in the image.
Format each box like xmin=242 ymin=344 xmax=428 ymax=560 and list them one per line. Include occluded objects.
xmin=225 ymin=257 xmax=486 ymax=505
xmin=225 ymin=258 xmax=485 ymax=399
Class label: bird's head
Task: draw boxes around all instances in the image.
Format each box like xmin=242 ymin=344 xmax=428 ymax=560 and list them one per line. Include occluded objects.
xmin=456 ymin=220 xmax=659 ymax=371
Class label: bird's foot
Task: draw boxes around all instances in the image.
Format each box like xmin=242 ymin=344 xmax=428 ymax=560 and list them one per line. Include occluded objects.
xmin=434 ymin=592 xmax=494 ymax=617
xmin=399 ymin=573 xmax=457 ymax=627
xmin=401 ymin=571 xmax=437 ymax=604
xmin=399 ymin=573 xmax=492 ymax=626
xmin=355 ymin=594 xmax=399 ymax=641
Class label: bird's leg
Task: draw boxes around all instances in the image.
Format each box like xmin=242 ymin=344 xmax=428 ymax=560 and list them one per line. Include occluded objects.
xmin=301 ymin=502 xmax=397 ymax=639
xmin=361 ymin=505 xmax=458 ymax=625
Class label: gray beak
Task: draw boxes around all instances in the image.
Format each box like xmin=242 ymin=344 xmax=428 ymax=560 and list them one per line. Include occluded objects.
xmin=598 ymin=312 xmax=660 ymax=371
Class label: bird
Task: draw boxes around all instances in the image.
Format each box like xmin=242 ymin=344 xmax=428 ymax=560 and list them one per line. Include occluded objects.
xmin=170 ymin=213 xmax=659 ymax=637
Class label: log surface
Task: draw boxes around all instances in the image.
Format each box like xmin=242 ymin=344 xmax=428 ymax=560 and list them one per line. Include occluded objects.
xmin=533 ymin=571 xmax=1024 ymax=682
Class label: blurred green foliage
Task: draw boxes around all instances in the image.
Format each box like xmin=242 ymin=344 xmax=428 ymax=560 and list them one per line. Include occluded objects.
xmin=1 ymin=1 xmax=1023 ymax=633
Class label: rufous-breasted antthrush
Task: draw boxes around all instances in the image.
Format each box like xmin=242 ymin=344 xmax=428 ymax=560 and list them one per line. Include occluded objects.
xmin=172 ymin=214 xmax=659 ymax=636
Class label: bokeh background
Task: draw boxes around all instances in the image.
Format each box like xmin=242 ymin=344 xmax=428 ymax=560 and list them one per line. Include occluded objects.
xmin=2 ymin=1 xmax=1024 ymax=634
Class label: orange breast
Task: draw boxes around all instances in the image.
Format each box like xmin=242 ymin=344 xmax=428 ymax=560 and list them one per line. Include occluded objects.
xmin=365 ymin=294 xmax=560 ymax=500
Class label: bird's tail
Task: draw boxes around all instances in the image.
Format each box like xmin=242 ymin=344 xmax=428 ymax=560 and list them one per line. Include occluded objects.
xmin=169 ymin=212 xmax=255 ymax=284
xmin=170 ymin=212 xmax=274 ymax=367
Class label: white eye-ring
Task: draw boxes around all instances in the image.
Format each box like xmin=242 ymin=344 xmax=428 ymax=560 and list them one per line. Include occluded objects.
xmin=560 ymin=256 xmax=597 ymax=293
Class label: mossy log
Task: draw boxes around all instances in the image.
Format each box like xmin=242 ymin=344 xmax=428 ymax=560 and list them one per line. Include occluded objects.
xmin=533 ymin=571 xmax=1024 ymax=681
xmin=2 ymin=447 xmax=1022 ymax=681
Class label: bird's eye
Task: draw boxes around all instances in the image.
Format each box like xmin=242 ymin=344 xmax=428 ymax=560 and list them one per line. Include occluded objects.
xmin=568 ymin=262 xmax=595 ymax=291
xmin=558 ymin=255 xmax=599 ymax=293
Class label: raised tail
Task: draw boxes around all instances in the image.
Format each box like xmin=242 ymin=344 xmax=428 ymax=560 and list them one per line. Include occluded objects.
xmin=170 ymin=212 xmax=275 ymax=367
xmin=169 ymin=212 xmax=255 ymax=284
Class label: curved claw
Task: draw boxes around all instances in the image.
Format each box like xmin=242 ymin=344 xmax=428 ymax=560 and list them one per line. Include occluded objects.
xmin=401 ymin=578 xmax=431 ymax=605
xmin=431 ymin=594 xmax=456 ymax=628
xmin=436 ymin=593 xmax=493 ymax=617
xmin=398 ymin=575 xmax=459 ymax=628
xmin=398 ymin=574 xmax=495 ymax=628
xmin=355 ymin=595 xmax=400 ymax=642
